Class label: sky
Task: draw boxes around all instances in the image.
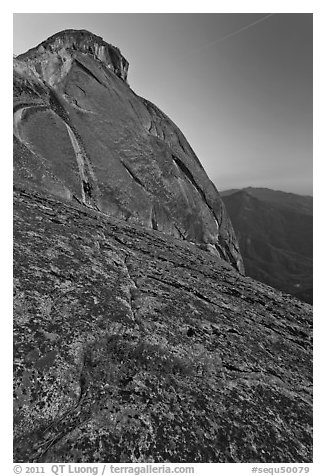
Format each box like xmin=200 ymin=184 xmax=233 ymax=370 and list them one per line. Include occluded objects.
xmin=13 ymin=13 xmax=313 ymax=195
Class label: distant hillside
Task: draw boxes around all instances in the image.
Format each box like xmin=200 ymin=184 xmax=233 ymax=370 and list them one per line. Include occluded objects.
xmin=222 ymin=187 xmax=313 ymax=215
xmin=221 ymin=188 xmax=313 ymax=304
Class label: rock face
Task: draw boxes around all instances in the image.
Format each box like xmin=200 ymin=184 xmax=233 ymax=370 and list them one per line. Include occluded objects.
xmin=13 ymin=29 xmax=243 ymax=273
xmin=221 ymin=188 xmax=313 ymax=304
xmin=13 ymin=31 xmax=312 ymax=463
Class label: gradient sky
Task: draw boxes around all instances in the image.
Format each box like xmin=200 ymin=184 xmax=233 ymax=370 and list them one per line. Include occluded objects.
xmin=13 ymin=13 xmax=313 ymax=195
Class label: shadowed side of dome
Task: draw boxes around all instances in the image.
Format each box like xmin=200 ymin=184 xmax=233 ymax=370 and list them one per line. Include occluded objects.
xmin=13 ymin=29 xmax=244 ymax=273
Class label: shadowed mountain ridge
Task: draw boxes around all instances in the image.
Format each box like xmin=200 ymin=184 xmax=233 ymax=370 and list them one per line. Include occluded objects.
xmin=221 ymin=188 xmax=313 ymax=303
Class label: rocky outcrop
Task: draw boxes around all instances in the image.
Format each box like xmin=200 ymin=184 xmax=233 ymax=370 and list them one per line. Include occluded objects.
xmin=13 ymin=29 xmax=243 ymax=273
xmin=13 ymin=187 xmax=312 ymax=463
xmin=16 ymin=29 xmax=129 ymax=83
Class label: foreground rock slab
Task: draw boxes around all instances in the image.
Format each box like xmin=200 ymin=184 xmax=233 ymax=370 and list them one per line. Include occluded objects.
xmin=13 ymin=188 xmax=312 ymax=463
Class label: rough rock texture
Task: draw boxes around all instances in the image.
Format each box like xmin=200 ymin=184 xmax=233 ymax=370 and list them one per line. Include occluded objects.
xmin=13 ymin=31 xmax=312 ymax=463
xmin=13 ymin=188 xmax=312 ymax=462
xmin=16 ymin=29 xmax=129 ymax=82
xmin=221 ymin=189 xmax=313 ymax=304
xmin=13 ymin=29 xmax=243 ymax=273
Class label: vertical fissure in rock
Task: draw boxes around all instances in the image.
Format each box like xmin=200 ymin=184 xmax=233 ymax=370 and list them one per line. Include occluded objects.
xmin=64 ymin=123 xmax=98 ymax=208
xmin=151 ymin=205 xmax=158 ymax=231
xmin=172 ymin=154 xmax=220 ymax=227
